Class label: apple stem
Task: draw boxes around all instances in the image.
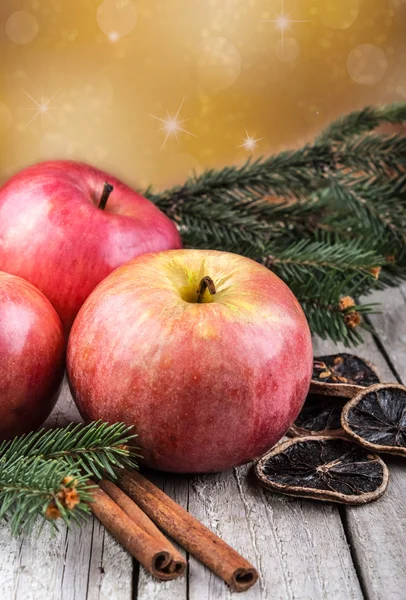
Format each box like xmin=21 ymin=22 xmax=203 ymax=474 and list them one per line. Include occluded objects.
xmin=99 ymin=182 xmax=114 ymax=210
xmin=197 ymin=276 xmax=216 ymax=303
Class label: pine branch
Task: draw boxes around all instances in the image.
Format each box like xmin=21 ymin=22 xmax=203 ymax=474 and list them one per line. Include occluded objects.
xmin=290 ymin=273 xmax=378 ymax=347
xmin=176 ymin=194 xmax=327 ymax=255
xmin=0 ymin=456 xmax=93 ymax=535
xmin=262 ymin=239 xmax=385 ymax=284
xmin=0 ymin=422 xmax=139 ymax=534
xmin=0 ymin=421 xmax=139 ymax=480
xmin=324 ymin=173 xmax=406 ymax=243
xmin=318 ymin=102 xmax=406 ymax=142
xmin=146 ymin=102 xmax=406 ymax=345
xmin=149 ymin=144 xmax=332 ymax=210
xmin=337 ymin=133 xmax=406 ymax=175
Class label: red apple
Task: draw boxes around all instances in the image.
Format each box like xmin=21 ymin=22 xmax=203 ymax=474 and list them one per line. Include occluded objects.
xmin=0 ymin=161 xmax=182 ymax=331
xmin=67 ymin=250 xmax=313 ymax=473
xmin=0 ymin=272 xmax=65 ymax=439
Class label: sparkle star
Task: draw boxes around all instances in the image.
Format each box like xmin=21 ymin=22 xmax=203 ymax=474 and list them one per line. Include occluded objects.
xmin=148 ymin=99 xmax=197 ymax=151
xmin=238 ymin=130 xmax=263 ymax=153
xmin=21 ymin=89 xmax=62 ymax=128
xmin=261 ymin=0 xmax=310 ymax=48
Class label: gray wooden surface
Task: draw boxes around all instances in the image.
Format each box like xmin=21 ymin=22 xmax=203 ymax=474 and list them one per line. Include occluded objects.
xmin=0 ymin=284 xmax=405 ymax=600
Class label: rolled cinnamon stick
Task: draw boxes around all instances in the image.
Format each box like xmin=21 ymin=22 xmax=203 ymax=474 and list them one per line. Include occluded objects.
xmin=99 ymin=479 xmax=186 ymax=576
xmin=118 ymin=470 xmax=259 ymax=592
xmin=88 ymin=483 xmax=183 ymax=581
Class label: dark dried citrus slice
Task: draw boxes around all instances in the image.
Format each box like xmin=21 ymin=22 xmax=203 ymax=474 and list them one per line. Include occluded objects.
xmin=311 ymin=353 xmax=380 ymax=398
xmin=288 ymin=394 xmax=345 ymax=437
xmin=255 ymin=436 xmax=388 ymax=505
xmin=342 ymin=383 xmax=406 ymax=456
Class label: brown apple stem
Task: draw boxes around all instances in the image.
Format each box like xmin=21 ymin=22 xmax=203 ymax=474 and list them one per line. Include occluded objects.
xmin=196 ymin=276 xmax=216 ymax=303
xmin=98 ymin=182 xmax=114 ymax=210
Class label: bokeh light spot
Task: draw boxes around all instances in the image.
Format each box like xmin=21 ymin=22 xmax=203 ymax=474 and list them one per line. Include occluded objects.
xmin=6 ymin=11 xmax=38 ymax=44
xmin=97 ymin=0 xmax=137 ymax=39
xmin=320 ymin=0 xmax=359 ymax=30
xmin=347 ymin=44 xmax=388 ymax=85
xmin=304 ymin=99 xmax=331 ymax=125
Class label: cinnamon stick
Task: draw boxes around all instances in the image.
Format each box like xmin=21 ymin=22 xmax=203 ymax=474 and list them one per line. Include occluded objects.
xmin=118 ymin=470 xmax=259 ymax=592
xmin=99 ymin=479 xmax=186 ymax=576
xmin=88 ymin=483 xmax=183 ymax=581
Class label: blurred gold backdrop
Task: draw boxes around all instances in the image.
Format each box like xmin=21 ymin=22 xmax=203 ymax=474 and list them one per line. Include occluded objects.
xmin=0 ymin=0 xmax=405 ymax=190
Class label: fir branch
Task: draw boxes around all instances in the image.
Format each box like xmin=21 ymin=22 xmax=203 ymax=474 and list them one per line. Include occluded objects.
xmin=325 ymin=174 xmax=406 ymax=243
xmin=262 ymin=239 xmax=385 ymax=284
xmin=149 ymin=144 xmax=332 ymax=210
xmin=0 ymin=422 xmax=139 ymax=534
xmin=0 ymin=456 xmax=93 ymax=535
xmin=337 ymin=133 xmax=406 ymax=175
xmin=318 ymin=102 xmax=406 ymax=143
xmin=0 ymin=421 xmax=139 ymax=480
xmin=290 ymin=274 xmax=378 ymax=347
xmin=146 ymin=101 xmax=406 ymax=345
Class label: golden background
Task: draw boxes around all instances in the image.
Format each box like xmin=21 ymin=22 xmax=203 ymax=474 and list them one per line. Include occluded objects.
xmin=0 ymin=0 xmax=405 ymax=191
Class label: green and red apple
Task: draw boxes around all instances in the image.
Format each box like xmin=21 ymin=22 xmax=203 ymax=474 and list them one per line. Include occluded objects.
xmin=67 ymin=250 xmax=313 ymax=473
xmin=0 ymin=272 xmax=65 ymax=439
xmin=0 ymin=161 xmax=181 ymax=331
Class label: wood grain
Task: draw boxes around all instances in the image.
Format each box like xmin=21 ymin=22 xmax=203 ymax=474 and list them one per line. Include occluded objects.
xmin=187 ymin=467 xmax=362 ymax=600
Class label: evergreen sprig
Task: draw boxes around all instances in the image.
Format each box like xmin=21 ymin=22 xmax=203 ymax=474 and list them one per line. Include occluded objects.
xmin=146 ymin=102 xmax=406 ymax=346
xmin=0 ymin=456 xmax=93 ymax=535
xmin=287 ymin=273 xmax=378 ymax=346
xmin=318 ymin=102 xmax=406 ymax=142
xmin=0 ymin=422 xmax=138 ymax=534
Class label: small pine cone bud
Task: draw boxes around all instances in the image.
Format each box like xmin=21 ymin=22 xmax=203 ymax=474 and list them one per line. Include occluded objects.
xmin=62 ymin=488 xmax=80 ymax=510
xmin=386 ymin=255 xmax=395 ymax=263
xmin=339 ymin=296 xmax=356 ymax=311
xmin=368 ymin=266 xmax=381 ymax=280
xmin=45 ymin=500 xmax=61 ymax=520
xmin=58 ymin=483 xmax=80 ymax=510
xmin=344 ymin=311 xmax=362 ymax=329
xmin=62 ymin=476 xmax=75 ymax=485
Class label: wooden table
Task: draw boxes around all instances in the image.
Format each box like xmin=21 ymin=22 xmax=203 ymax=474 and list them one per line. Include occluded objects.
xmin=1 ymin=285 xmax=405 ymax=600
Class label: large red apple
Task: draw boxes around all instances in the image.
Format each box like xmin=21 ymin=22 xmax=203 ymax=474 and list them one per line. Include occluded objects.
xmin=67 ymin=250 xmax=313 ymax=473
xmin=0 ymin=161 xmax=181 ymax=331
xmin=0 ymin=272 xmax=65 ymax=439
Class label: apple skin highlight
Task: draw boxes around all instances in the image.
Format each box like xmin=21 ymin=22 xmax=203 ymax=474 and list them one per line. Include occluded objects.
xmin=67 ymin=250 xmax=313 ymax=473
xmin=0 ymin=272 xmax=65 ymax=439
xmin=0 ymin=161 xmax=182 ymax=331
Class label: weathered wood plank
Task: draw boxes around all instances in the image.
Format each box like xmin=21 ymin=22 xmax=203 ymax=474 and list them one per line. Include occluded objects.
xmin=0 ymin=378 xmax=133 ymax=600
xmin=365 ymin=284 xmax=406 ymax=382
xmin=313 ymin=299 xmax=406 ymax=600
xmin=0 ymin=533 xmax=19 ymax=599
xmin=186 ymin=467 xmax=363 ymax=600
xmin=87 ymin=522 xmax=133 ymax=600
